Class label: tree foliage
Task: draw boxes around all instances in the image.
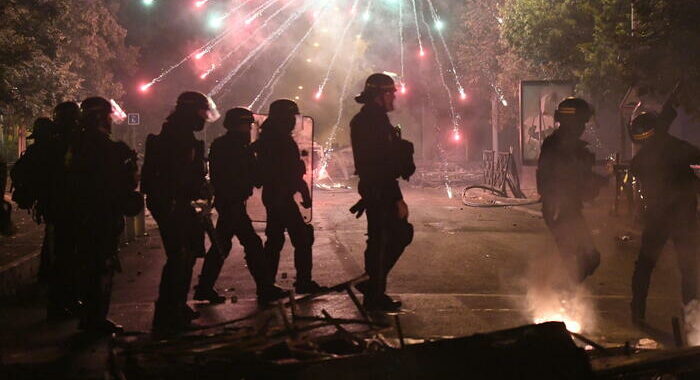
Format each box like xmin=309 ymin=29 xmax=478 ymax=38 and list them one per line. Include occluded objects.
xmin=500 ymin=0 xmax=700 ymax=112
xmin=0 ymin=0 xmax=138 ymax=125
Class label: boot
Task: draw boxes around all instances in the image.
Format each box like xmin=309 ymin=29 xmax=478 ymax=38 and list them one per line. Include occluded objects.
xmin=294 ymin=280 xmax=328 ymax=294
xmin=364 ymin=294 xmax=402 ymax=312
xmin=258 ymin=285 xmax=288 ymax=304
xmin=193 ymin=286 xmax=226 ymax=304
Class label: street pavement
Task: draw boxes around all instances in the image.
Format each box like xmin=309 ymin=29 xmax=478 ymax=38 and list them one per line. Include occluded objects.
xmin=0 ymin=183 xmax=690 ymax=376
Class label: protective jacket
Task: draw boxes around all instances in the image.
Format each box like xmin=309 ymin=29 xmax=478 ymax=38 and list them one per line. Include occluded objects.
xmin=71 ymin=128 xmax=139 ymax=236
xmin=141 ymin=120 xmax=207 ymax=213
xmin=209 ymin=132 xmax=255 ymax=206
xmin=537 ymin=130 xmax=600 ymax=212
xmin=252 ymin=122 xmax=308 ymax=204
xmin=350 ymin=103 xmax=414 ymax=204
xmin=631 ymin=134 xmax=700 ymax=215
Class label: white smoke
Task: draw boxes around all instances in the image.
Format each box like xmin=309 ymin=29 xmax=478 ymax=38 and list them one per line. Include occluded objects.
xmin=523 ymin=252 xmax=597 ymax=334
xmin=684 ymin=300 xmax=700 ymax=346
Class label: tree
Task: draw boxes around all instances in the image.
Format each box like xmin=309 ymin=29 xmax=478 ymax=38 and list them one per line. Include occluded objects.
xmin=0 ymin=0 xmax=138 ymax=126
xmin=500 ymin=0 xmax=700 ymax=113
xmin=453 ymin=0 xmax=543 ymax=154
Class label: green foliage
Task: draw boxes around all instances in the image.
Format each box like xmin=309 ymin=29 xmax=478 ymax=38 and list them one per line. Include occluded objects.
xmin=500 ymin=0 xmax=700 ymax=112
xmin=0 ymin=0 xmax=138 ymax=125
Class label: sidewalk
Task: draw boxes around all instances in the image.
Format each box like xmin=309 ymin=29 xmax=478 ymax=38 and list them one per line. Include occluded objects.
xmin=0 ymin=197 xmax=44 ymax=298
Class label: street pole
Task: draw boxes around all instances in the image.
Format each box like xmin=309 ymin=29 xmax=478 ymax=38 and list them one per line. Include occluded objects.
xmin=491 ymin=93 xmax=499 ymax=153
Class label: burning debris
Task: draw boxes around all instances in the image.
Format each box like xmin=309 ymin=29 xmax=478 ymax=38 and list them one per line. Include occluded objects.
xmin=523 ymin=253 xmax=596 ymax=335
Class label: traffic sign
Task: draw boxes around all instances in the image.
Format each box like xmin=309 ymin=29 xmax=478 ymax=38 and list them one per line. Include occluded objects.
xmin=128 ymin=113 xmax=140 ymax=126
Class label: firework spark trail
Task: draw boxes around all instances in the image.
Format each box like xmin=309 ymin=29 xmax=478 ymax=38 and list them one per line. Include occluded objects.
xmin=316 ymin=0 xmax=374 ymax=180
xmin=140 ymin=0 xmax=260 ymax=89
xmin=195 ymin=0 xmax=273 ymax=58
xmin=426 ymin=0 xmax=465 ymax=98
xmin=209 ymin=0 xmax=314 ymax=97
xmin=420 ymin=0 xmax=454 ymax=197
xmin=228 ymin=0 xmax=328 ymax=97
xmin=215 ymin=0 xmax=298 ymax=64
xmin=206 ymin=0 xmax=303 ymax=93
xmin=314 ymin=0 xmax=361 ymax=99
xmin=244 ymin=0 xmax=281 ymax=24
xmin=410 ymin=0 xmax=424 ymax=56
xmin=424 ymin=71 xmax=455 ymax=199
xmin=220 ymin=0 xmax=259 ymax=21
xmin=255 ymin=0 xmax=339 ymax=112
xmin=398 ymin=0 xmax=405 ymax=82
xmin=420 ymin=1 xmax=457 ymax=127
xmin=216 ymin=0 xmax=321 ymax=98
xmin=248 ymin=2 xmax=332 ymax=110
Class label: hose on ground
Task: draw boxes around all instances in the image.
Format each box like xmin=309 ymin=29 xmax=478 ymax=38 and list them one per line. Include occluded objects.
xmin=461 ymin=184 xmax=542 ymax=208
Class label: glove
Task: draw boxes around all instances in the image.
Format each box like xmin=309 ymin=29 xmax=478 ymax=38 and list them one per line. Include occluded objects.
xmin=349 ymin=199 xmax=366 ymax=218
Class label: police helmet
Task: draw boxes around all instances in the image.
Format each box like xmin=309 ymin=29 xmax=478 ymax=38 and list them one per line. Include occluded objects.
xmin=554 ymin=97 xmax=593 ymax=124
xmin=176 ymin=91 xmax=220 ymax=122
xmin=269 ymin=99 xmax=300 ymax=118
xmin=28 ymin=117 xmax=53 ymax=141
xmin=224 ymin=107 xmax=255 ymax=129
xmin=81 ymin=97 xmax=112 ymax=117
xmin=53 ymin=102 xmax=80 ymax=123
xmin=628 ymin=111 xmax=658 ymax=143
xmin=355 ymin=73 xmax=397 ymax=104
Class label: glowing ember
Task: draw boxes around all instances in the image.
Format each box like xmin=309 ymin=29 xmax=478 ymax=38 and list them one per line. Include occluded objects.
xmin=139 ymin=83 xmax=153 ymax=92
xmin=195 ymin=51 xmax=206 ymax=59
xmin=452 ymin=131 xmax=461 ymax=142
xmin=194 ymin=0 xmax=208 ymax=8
xmin=534 ymin=314 xmax=582 ymax=333
xmin=317 ymin=166 xmax=328 ymax=180
xmin=419 ymin=49 xmax=425 ymax=57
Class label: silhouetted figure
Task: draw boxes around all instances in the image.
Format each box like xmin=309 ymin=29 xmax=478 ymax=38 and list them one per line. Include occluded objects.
xmin=252 ymin=99 xmax=326 ymax=294
xmin=350 ymin=73 xmax=415 ymax=312
xmin=0 ymin=150 xmax=10 ymax=236
xmin=194 ymin=107 xmax=286 ymax=304
xmin=45 ymin=102 xmax=82 ymax=321
xmin=537 ymin=97 xmax=605 ymax=284
xmin=70 ymin=97 xmax=141 ymax=334
xmin=11 ymin=118 xmax=53 ymax=282
xmin=629 ymin=101 xmax=700 ymax=324
xmin=142 ymin=91 xmax=217 ymax=333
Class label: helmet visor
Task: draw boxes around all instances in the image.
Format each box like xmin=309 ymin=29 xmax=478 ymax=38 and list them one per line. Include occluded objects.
xmin=198 ymin=95 xmax=221 ymax=122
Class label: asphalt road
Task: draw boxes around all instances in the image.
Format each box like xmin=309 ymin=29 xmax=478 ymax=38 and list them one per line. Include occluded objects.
xmin=0 ymin=184 xmax=691 ymax=375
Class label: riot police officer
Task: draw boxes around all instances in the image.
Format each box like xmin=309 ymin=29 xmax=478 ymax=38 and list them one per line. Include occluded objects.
xmin=629 ymin=101 xmax=700 ymax=324
xmin=46 ymin=102 xmax=82 ymax=320
xmin=537 ymin=97 xmax=604 ymax=283
xmin=25 ymin=118 xmax=54 ymax=284
xmin=71 ymin=97 xmax=141 ymax=334
xmin=350 ymin=73 xmax=415 ymax=312
xmin=194 ymin=107 xmax=286 ymax=304
xmin=252 ymin=99 xmax=326 ymax=294
xmin=142 ymin=91 xmax=217 ymax=333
